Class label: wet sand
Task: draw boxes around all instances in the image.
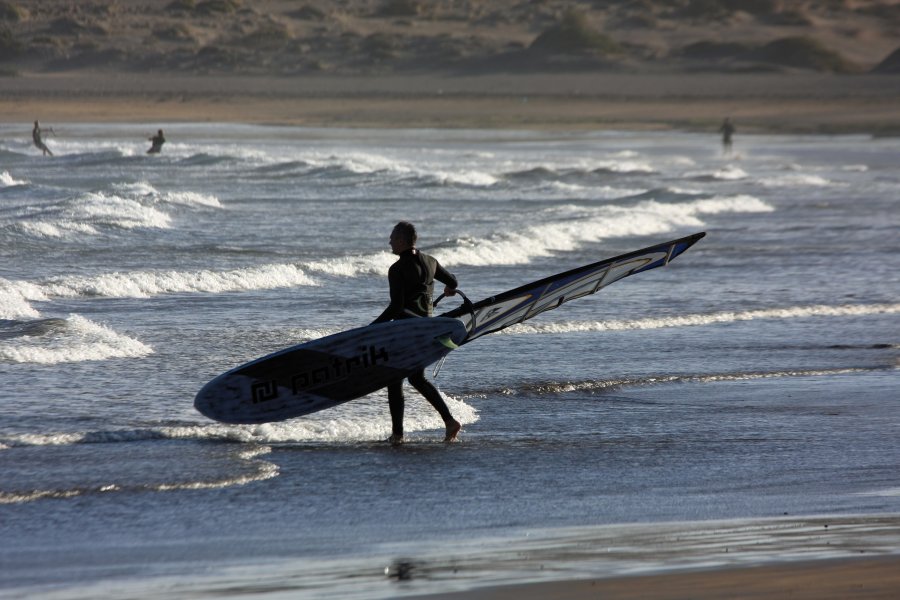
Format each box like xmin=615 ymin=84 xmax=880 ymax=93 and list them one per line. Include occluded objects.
xmin=4 ymin=72 xmax=900 ymax=134
xmin=410 ymin=556 xmax=900 ymax=600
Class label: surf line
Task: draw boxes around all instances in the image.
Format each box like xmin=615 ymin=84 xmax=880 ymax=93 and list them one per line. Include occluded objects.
xmin=507 ymin=303 xmax=900 ymax=334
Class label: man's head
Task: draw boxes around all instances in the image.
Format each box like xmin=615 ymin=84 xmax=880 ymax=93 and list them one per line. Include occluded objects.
xmin=390 ymin=221 xmax=417 ymax=254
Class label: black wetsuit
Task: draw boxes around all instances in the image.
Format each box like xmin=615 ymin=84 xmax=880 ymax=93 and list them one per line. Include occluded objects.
xmin=32 ymin=125 xmax=52 ymax=156
xmin=147 ymin=133 xmax=165 ymax=154
xmin=373 ymin=249 xmax=458 ymax=438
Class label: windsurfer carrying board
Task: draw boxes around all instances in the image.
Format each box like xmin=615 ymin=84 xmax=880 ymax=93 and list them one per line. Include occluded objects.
xmin=373 ymin=221 xmax=462 ymax=445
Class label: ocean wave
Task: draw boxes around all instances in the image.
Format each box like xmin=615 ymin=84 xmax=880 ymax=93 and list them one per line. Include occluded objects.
xmin=426 ymin=169 xmax=499 ymax=187
xmin=687 ymin=165 xmax=748 ymax=181
xmin=759 ymin=174 xmax=835 ymax=188
xmin=7 ymin=261 xmax=319 ymax=302
xmin=1 ymin=171 xmax=28 ymax=187
xmin=0 ymin=445 xmax=278 ymax=505
xmin=493 ymin=367 xmax=879 ymax=397
xmin=113 ymin=181 xmax=222 ymax=208
xmin=0 ymin=317 xmax=68 ymax=340
xmin=0 ymin=277 xmax=44 ymax=319
xmin=506 ymin=303 xmax=900 ymax=335
xmin=432 ymin=195 xmax=771 ymax=268
xmin=0 ymin=314 xmax=153 ymax=364
xmin=0 ymin=396 xmax=481 ymax=504
xmin=9 ymin=189 xmax=173 ymax=239
xmin=8 ymin=194 xmax=768 ymax=302
xmin=0 ymin=394 xmax=478 ymax=450
xmin=33 ymin=263 xmax=318 ymax=299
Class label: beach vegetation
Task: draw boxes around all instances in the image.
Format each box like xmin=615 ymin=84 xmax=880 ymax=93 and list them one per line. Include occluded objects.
xmin=753 ymin=36 xmax=858 ymax=73
xmin=241 ymin=21 xmax=292 ymax=50
xmin=530 ymin=10 xmax=621 ymax=56
xmin=764 ymin=8 xmax=812 ymax=26
xmin=873 ymin=47 xmax=900 ymax=74
xmin=720 ymin=0 xmax=781 ymax=15
xmin=376 ymin=0 xmax=421 ymax=18
xmin=290 ymin=5 xmax=327 ymax=21
xmin=154 ymin=23 xmax=197 ymax=43
xmin=678 ymin=0 xmax=783 ymax=20
xmin=166 ymin=0 xmax=195 ymax=14
xmin=363 ymin=32 xmax=397 ymax=60
xmin=196 ymin=44 xmax=243 ymax=68
xmin=0 ymin=25 xmax=22 ymax=59
xmin=196 ymin=0 xmax=241 ymax=16
xmin=0 ymin=1 xmax=27 ymax=22
xmin=48 ymin=17 xmax=108 ymax=37
xmin=680 ymin=40 xmax=754 ymax=60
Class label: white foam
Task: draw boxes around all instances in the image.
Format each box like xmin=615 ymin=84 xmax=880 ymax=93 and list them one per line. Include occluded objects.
xmin=0 ymin=170 xmax=27 ymax=187
xmin=1 ymin=394 xmax=479 ymax=449
xmin=303 ymin=252 xmax=395 ymax=278
xmin=686 ymin=165 xmax=747 ymax=180
xmin=13 ymin=182 xmax=221 ymax=240
xmin=508 ymin=303 xmax=900 ymax=334
xmin=73 ymin=191 xmax=172 ymax=229
xmin=430 ymin=170 xmax=499 ymax=187
xmin=113 ymin=181 xmax=222 ymax=208
xmin=160 ymin=190 xmax=222 ymax=208
xmin=0 ymin=444 xmax=279 ymax=504
xmin=434 ymin=196 xmax=771 ymax=268
xmin=0 ymin=314 xmax=153 ymax=364
xmin=37 ymin=263 xmax=318 ymax=299
xmin=857 ymin=488 xmax=900 ymax=497
xmin=17 ymin=220 xmax=100 ymax=238
xmin=12 ymin=195 xmax=769 ymax=302
xmin=594 ymin=159 xmax=655 ymax=173
xmin=0 ymin=277 xmax=43 ymax=319
xmin=759 ymin=174 xmax=834 ymax=188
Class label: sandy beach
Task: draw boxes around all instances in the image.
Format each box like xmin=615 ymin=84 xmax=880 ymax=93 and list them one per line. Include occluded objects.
xmin=410 ymin=556 xmax=900 ymax=600
xmin=3 ymin=0 xmax=900 ymax=133
xmin=4 ymin=71 xmax=900 ymax=134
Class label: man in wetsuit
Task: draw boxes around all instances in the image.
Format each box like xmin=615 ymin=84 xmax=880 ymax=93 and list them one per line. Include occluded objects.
xmin=32 ymin=121 xmax=53 ymax=156
xmin=373 ymin=221 xmax=462 ymax=445
xmin=147 ymin=129 xmax=165 ymax=154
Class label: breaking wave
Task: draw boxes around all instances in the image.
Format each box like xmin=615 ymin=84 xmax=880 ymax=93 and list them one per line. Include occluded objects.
xmin=494 ymin=367 xmax=881 ymax=397
xmin=0 ymin=314 xmax=153 ymax=364
xmin=508 ymin=303 xmax=900 ymax=335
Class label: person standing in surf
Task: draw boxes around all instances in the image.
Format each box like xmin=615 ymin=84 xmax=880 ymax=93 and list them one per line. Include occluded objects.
xmin=373 ymin=221 xmax=462 ymax=445
xmin=147 ymin=129 xmax=166 ymax=154
xmin=32 ymin=120 xmax=53 ymax=156
xmin=720 ymin=117 xmax=735 ymax=156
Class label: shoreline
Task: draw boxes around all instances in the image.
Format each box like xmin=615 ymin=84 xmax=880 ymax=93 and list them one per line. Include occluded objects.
xmin=408 ymin=556 xmax=900 ymax=600
xmin=4 ymin=72 xmax=900 ymax=134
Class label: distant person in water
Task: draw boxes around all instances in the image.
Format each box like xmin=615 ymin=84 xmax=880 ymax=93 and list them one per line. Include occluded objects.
xmin=32 ymin=121 xmax=53 ymax=156
xmin=147 ymin=129 xmax=165 ymax=154
xmin=720 ymin=118 xmax=735 ymax=155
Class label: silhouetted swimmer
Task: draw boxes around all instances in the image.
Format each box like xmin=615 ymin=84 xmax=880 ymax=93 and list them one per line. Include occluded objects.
xmin=147 ymin=129 xmax=166 ymax=154
xmin=32 ymin=121 xmax=53 ymax=156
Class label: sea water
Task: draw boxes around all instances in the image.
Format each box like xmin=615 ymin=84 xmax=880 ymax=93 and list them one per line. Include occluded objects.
xmin=1 ymin=124 xmax=898 ymax=598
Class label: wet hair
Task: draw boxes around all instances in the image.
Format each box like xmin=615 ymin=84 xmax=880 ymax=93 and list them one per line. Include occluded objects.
xmin=393 ymin=221 xmax=418 ymax=246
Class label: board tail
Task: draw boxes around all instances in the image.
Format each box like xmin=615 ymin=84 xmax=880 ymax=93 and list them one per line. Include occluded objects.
xmin=440 ymin=232 xmax=706 ymax=343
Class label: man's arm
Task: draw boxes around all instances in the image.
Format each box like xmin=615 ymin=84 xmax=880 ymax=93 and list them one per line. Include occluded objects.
xmin=372 ymin=265 xmax=405 ymax=323
xmin=434 ymin=261 xmax=458 ymax=296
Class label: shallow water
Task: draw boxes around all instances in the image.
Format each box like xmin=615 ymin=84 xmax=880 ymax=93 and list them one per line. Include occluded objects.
xmin=1 ymin=125 xmax=898 ymax=597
